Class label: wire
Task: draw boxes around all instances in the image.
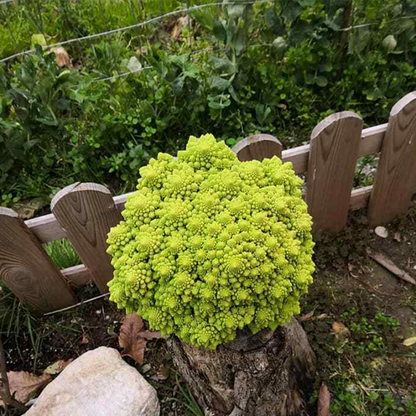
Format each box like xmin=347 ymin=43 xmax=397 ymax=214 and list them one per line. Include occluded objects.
xmin=43 ymin=292 xmax=110 ymax=316
xmin=338 ymin=14 xmax=416 ymax=31
xmin=0 ymin=0 xmax=273 ymax=63
xmin=93 ymin=65 xmax=152 ymax=82
xmin=1 ymin=0 xmax=415 ymax=64
xmin=92 ymin=46 xmax=215 ymax=82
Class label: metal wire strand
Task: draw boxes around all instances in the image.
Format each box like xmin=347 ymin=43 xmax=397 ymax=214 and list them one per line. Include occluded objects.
xmin=1 ymin=0 xmax=415 ymax=64
xmin=0 ymin=1 xmax=270 ymax=63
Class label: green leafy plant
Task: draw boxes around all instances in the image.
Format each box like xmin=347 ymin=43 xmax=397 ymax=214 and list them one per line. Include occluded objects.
xmin=2 ymin=0 xmax=416 ymax=203
xmin=0 ymin=45 xmax=85 ymax=198
xmin=106 ymin=134 xmax=315 ymax=349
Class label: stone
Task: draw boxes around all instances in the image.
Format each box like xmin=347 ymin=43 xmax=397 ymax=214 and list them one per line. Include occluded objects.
xmin=25 ymin=347 xmax=160 ymax=416
xmin=374 ymin=226 xmax=388 ymax=238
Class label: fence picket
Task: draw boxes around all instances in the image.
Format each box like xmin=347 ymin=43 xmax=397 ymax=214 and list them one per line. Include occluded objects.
xmin=307 ymin=112 xmax=363 ymax=232
xmin=0 ymin=208 xmax=75 ymax=313
xmin=51 ymin=183 xmax=122 ymax=293
xmin=3 ymin=104 xmax=416 ymax=312
xmin=368 ymin=92 xmax=416 ymax=226
xmin=62 ymin=264 xmax=91 ymax=287
xmin=232 ymin=134 xmax=283 ymax=161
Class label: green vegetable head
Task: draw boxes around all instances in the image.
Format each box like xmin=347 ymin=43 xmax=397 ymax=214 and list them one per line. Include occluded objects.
xmin=107 ymin=134 xmax=314 ymax=349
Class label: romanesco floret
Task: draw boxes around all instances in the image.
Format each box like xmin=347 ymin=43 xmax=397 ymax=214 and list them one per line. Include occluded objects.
xmin=107 ymin=134 xmax=315 ymax=349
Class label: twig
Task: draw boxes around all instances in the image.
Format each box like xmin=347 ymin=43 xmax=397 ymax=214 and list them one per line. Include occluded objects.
xmin=349 ymin=272 xmax=401 ymax=298
xmin=43 ymin=293 xmax=110 ymax=316
xmin=367 ymin=249 xmax=416 ymax=285
xmin=0 ymin=334 xmax=28 ymax=413
xmin=345 ymin=357 xmax=370 ymax=397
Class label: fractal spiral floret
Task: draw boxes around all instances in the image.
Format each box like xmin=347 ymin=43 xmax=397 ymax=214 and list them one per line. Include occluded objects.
xmin=107 ymin=134 xmax=315 ymax=349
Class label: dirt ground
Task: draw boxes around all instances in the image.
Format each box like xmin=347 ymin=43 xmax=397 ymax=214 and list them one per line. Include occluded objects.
xmin=2 ymin=206 xmax=416 ymax=416
xmin=304 ymin=206 xmax=416 ymax=414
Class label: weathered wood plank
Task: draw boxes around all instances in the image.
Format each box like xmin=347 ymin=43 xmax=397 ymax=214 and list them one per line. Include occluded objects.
xmin=350 ymin=186 xmax=373 ymax=211
xmin=21 ymin=122 xmax=388 ymax=246
xmin=232 ymin=134 xmax=283 ymax=161
xmin=0 ymin=208 xmax=75 ymax=313
xmin=26 ymin=213 xmax=66 ymax=243
xmin=52 ymin=185 xmax=377 ymax=294
xmin=307 ymin=112 xmax=363 ymax=232
xmin=281 ymin=123 xmax=387 ymax=174
xmin=51 ymin=183 xmax=122 ymax=293
xmin=368 ymin=92 xmax=416 ymax=225
xmin=358 ymin=123 xmax=386 ymax=157
xmin=114 ymin=191 xmax=135 ymax=213
xmin=62 ymin=264 xmax=91 ymax=287
xmin=25 ymin=192 xmax=135 ymax=245
xmin=281 ymin=144 xmax=309 ymax=173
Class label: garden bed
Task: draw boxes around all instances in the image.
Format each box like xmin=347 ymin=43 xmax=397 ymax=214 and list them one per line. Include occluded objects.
xmin=2 ymin=206 xmax=416 ymax=415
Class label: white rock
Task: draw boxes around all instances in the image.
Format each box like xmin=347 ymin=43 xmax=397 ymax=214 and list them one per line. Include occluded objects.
xmin=374 ymin=226 xmax=388 ymax=238
xmin=25 ymin=347 xmax=160 ymax=416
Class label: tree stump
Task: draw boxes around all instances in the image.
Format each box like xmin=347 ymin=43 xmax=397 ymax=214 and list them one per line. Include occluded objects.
xmin=169 ymin=318 xmax=316 ymax=416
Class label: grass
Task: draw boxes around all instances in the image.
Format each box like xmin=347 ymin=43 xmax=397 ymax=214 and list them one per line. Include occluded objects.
xmin=0 ymin=238 xmax=80 ymax=372
xmin=43 ymin=238 xmax=80 ymax=269
xmin=0 ymin=0 xmax=217 ymax=60
xmin=174 ymin=373 xmax=204 ymax=416
xmin=304 ymin=307 xmax=416 ymax=415
xmin=0 ymin=284 xmax=43 ymax=371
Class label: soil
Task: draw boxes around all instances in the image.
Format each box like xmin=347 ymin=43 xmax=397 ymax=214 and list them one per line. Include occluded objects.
xmin=2 ymin=206 xmax=416 ymax=415
xmin=303 ymin=206 xmax=416 ymax=414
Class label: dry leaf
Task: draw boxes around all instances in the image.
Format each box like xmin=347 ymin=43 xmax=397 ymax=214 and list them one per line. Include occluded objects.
xmin=375 ymin=226 xmax=388 ymax=238
xmin=394 ymin=232 xmax=402 ymax=242
xmin=403 ymin=337 xmax=416 ymax=346
xmin=119 ymin=314 xmax=160 ymax=365
xmin=0 ymin=372 xmax=51 ymax=406
xmin=43 ymin=359 xmax=73 ymax=375
xmin=347 ymin=263 xmax=359 ymax=278
xmin=318 ymin=383 xmax=330 ymax=416
xmin=135 ymin=46 xmax=147 ymax=57
xmin=299 ymin=311 xmax=314 ymax=322
xmin=81 ymin=334 xmax=89 ymax=345
xmin=171 ymin=15 xmax=190 ymax=40
xmin=332 ymin=322 xmax=350 ymax=338
xmin=51 ymin=47 xmax=71 ymax=67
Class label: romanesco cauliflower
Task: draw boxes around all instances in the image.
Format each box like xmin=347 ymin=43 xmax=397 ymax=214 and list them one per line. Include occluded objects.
xmin=107 ymin=134 xmax=314 ymax=349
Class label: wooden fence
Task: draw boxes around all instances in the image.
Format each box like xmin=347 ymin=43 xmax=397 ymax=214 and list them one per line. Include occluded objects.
xmin=1 ymin=91 xmax=416 ymax=314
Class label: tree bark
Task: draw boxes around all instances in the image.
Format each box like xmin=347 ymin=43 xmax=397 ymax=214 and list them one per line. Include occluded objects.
xmin=169 ymin=317 xmax=316 ymax=416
